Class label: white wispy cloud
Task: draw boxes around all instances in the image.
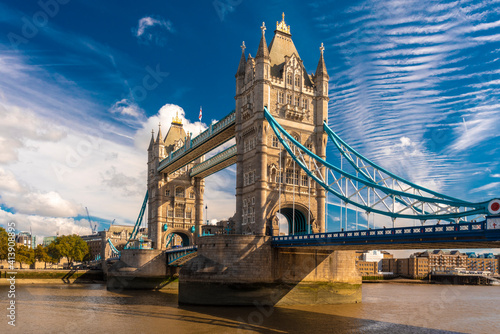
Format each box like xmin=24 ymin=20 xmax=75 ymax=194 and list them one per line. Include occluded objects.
xmin=133 ymin=16 xmax=174 ymax=46
xmin=320 ymin=0 xmax=500 ymax=205
xmin=110 ymin=98 xmax=145 ymax=119
xmin=470 ymin=182 xmax=500 ymax=194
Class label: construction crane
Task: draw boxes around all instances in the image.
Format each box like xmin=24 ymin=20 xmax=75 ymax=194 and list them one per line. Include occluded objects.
xmin=85 ymin=207 xmax=98 ymax=234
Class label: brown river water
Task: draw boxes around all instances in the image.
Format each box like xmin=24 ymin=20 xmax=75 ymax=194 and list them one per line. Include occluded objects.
xmin=0 ymin=283 xmax=498 ymax=333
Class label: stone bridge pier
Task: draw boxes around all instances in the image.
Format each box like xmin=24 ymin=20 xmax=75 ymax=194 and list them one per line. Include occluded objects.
xmin=179 ymin=235 xmax=361 ymax=305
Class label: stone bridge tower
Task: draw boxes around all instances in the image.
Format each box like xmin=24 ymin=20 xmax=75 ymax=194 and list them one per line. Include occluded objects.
xmin=181 ymin=14 xmax=360 ymax=306
xmin=234 ymin=13 xmax=329 ymax=236
xmin=147 ymin=115 xmax=204 ymax=250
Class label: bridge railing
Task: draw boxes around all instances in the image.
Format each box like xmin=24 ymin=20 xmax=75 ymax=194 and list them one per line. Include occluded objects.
xmin=165 ymin=246 xmax=198 ymax=266
xmin=158 ymin=111 xmax=236 ymax=171
xmin=272 ymin=221 xmax=487 ymax=244
xmin=165 ymin=245 xmax=198 ymax=253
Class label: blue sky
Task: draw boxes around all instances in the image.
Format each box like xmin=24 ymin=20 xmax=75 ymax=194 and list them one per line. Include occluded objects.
xmin=0 ymin=0 xmax=499 ymax=254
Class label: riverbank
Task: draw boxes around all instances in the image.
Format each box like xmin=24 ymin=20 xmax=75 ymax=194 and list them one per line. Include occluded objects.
xmin=363 ymin=278 xmax=431 ymax=284
xmin=0 ymin=269 xmax=104 ymax=284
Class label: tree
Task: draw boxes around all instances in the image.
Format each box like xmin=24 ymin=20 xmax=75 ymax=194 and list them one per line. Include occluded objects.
xmin=46 ymin=241 xmax=61 ymax=264
xmin=34 ymin=244 xmax=52 ymax=269
xmin=16 ymin=245 xmax=35 ymax=269
xmin=0 ymin=227 xmax=8 ymax=260
xmin=55 ymin=235 xmax=89 ymax=265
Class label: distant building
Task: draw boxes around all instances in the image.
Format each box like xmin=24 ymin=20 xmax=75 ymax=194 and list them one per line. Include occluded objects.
xmin=80 ymin=234 xmax=103 ymax=261
xmin=356 ymin=261 xmax=378 ymax=275
xmin=102 ymin=225 xmax=148 ymax=259
xmin=397 ymin=256 xmax=429 ymax=278
xmin=416 ymin=250 xmax=467 ymax=273
xmin=201 ymin=219 xmax=236 ymax=236
xmin=466 ymin=252 xmax=499 ymax=274
xmin=382 ymin=258 xmax=397 ymax=273
xmin=355 ymin=250 xmax=391 ymax=275
xmin=43 ymin=236 xmax=57 ymax=247
xmin=16 ymin=232 xmax=32 ymax=249
xmin=383 ymin=250 xmax=499 ymax=278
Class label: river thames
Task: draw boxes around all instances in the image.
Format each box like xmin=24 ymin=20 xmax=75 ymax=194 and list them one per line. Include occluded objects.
xmin=1 ymin=283 xmax=498 ymax=333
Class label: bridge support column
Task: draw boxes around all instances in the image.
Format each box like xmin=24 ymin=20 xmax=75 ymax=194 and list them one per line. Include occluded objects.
xmin=179 ymin=235 xmax=361 ymax=305
xmin=194 ymin=177 xmax=204 ymax=242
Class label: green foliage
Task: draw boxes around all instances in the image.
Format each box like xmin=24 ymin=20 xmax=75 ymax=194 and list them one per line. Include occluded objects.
xmin=54 ymin=235 xmax=89 ymax=265
xmin=0 ymin=227 xmax=8 ymax=260
xmin=34 ymin=244 xmax=58 ymax=267
xmin=34 ymin=244 xmax=47 ymax=262
xmin=16 ymin=245 xmax=35 ymax=269
xmin=46 ymin=242 xmax=61 ymax=263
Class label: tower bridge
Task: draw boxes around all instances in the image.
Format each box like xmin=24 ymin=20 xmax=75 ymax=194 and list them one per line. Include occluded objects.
xmin=111 ymin=14 xmax=500 ymax=306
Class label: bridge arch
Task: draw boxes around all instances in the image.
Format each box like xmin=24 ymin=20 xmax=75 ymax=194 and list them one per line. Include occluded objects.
xmin=269 ymin=202 xmax=315 ymax=236
xmin=162 ymin=228 xmax=193 ymax=249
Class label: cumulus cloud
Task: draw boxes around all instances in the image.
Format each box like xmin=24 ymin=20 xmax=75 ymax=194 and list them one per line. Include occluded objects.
xmin=0 ymin=208 xmax=92 ymax=240
xmin=0 ymin=103 xmax=67 ymax=163
xmin=133 ymin=16 xmax=174 ymax=46
xmin=0 ymin=167 xmax=81 ymax=217
xmin=134 ymin=103 xmax=207 ymax=150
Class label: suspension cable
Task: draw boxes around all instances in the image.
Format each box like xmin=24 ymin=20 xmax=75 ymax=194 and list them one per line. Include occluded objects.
xmin=279 ymin=142 xmax=282 ymax=235
xmin=292 ymin=145 xmax=296 ymax=235
xmin=340 ymin=155 xmax=342 ymax=231
xmin=308 ymin=154 xmax=311 ymax=234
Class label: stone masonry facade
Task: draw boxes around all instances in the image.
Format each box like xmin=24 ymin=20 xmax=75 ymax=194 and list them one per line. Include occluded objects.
xmin=234 ymin=14 xmax=329 ymax=236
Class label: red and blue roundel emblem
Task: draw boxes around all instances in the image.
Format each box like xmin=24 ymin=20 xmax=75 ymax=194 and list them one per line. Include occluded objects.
xmin=488 ymin=199 xmax=500 ymax=215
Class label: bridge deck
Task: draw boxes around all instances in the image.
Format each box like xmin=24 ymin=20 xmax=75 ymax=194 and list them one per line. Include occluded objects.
xmin=158 ymin=111 xmax=235 ymax=174
xmin=165 ymin=246 xmax=198 ymax=266
xmin=190 ymin=145 xmax=236 ymax=178
xmin=272 ymin=221 xmax=500 ymax=250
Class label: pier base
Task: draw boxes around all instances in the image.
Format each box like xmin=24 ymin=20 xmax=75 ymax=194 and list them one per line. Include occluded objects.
xmin=106 ymin=249 xmax=178 ymax=290
xmin=179 ymin=235 xmax=361 ymax=305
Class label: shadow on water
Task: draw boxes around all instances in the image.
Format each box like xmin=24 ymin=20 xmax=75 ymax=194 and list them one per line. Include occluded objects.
xmin=7 ymin=284 xmax=464 ymax=334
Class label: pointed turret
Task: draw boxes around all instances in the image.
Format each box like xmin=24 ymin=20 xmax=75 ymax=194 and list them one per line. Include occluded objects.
xmin=148 ymin=130 xmax=155 ymax=151
xmin=255 ymin=22 xmax=271 ymax=84
xmin=155 ymin=123 xmax=164 ymax=144
xmin=236 ymin=41 xmax=246 ymax=77
xmin=256 ymin=23 xmax=269 ymax=59
xmin=315 ymin=43 xmax=329 ymax=79
xmin=236 ymin=42 xmax=247 ymax=94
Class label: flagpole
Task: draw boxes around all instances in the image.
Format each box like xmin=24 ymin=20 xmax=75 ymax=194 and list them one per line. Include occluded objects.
xmin=199 ymin=106 xmax=202 ymax=135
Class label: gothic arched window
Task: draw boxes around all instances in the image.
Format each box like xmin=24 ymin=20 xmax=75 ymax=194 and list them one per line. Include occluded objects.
xmin=175 ymin=187 xmax=184 ymax=198
xmin=287 ymin=73 xmax=292 ymax=85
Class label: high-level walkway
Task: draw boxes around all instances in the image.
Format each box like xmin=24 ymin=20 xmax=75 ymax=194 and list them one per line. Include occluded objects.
xmin=157 ymin=111 xmax=235 ymax=175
